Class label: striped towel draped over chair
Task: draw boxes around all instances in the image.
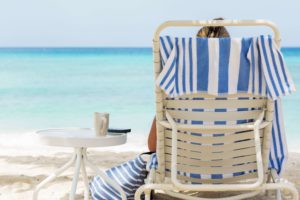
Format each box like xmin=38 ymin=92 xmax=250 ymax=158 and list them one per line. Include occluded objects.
xmin=156 ymin=35 xmax=296 ymax=175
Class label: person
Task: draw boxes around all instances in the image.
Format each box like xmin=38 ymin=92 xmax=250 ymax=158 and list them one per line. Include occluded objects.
xmin=196 ymin=17 xmax=230 ymax=38
xmin=147 ymin=17 xmax=230 ymax=152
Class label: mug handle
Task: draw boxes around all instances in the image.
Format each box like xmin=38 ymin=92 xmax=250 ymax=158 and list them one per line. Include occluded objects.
xmin=100 ymin=117 xmax=107 ymax=135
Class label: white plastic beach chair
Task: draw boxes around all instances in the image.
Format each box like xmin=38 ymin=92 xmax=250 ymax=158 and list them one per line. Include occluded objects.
xmin=135 ymin=20 xmax=298 ymax=200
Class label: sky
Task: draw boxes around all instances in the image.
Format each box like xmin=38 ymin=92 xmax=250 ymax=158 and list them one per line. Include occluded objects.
xmin=0 ymin=0 xmax=299 ymax=47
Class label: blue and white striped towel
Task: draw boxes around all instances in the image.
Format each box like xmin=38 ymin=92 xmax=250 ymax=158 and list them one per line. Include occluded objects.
xmin=90 ymin=155 xmax=148 ymax=200
xmin=157 ymin=35 xmax=295 ymax=175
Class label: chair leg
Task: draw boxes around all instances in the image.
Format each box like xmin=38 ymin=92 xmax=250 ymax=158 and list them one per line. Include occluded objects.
xmin=144 ymin=189 xmax=152 ymax=200
xmin=134 ymin=184 xmax=173 ymax=200
xmin=264 ymin=182 xmax=299 ymax=200
xmin=136 ymin=165 xmax=155 ymax=200
xmin=276 ymin=189 xmax=283 ymax=200
xmin=265 ymin=170 xmax=272 ymax=198
xmin=135 ymin=185 xmax=151 ymax=200
xmin=269 ymin=169 xmax=298 ymax=200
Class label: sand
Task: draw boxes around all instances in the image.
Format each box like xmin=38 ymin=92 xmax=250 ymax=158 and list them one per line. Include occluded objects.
xmin=0 ymin=133 xmax=299 ymax=200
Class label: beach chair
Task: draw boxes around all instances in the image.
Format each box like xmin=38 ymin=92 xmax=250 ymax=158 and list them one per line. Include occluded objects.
xmin=135 ymin=20 xmax=298 ymax=200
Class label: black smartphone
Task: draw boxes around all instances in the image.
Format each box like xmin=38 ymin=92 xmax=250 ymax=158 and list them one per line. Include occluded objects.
xmin=108 ymin=128 xmax=131 ymax=134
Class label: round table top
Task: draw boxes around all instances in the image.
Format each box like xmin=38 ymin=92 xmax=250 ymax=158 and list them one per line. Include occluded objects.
xmin=36 ymin=128 xmax=127 ymax=148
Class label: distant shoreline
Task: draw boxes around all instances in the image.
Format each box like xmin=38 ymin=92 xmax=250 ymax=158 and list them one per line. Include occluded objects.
xmin=0 ymin=47 xmax=299 ymax=49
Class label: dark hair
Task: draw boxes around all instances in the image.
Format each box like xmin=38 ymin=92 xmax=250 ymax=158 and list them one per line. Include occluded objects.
xmin=197 ymin=17 xmax=230 ymax=38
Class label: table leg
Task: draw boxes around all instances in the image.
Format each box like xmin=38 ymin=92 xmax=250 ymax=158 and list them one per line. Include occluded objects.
xmin=82 ymin=150 xmax=127 ymax=200
xmin=69 ymin=148 xmax=82 ymax=200
xmin=32 ymin=152 xmax=76 ymax=200
xmin=81 ymin=148 xmax=90 ymax=200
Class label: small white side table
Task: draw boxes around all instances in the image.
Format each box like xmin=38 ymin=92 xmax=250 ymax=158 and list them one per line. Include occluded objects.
xmin=33 ymin=128 xmax=127 ymax=200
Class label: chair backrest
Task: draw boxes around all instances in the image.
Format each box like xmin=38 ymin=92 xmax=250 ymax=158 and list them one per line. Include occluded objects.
xmin=156 ymin=93 xmax=274 ymax=185
xmin=153 ymin=20 xmax=280 ymax=187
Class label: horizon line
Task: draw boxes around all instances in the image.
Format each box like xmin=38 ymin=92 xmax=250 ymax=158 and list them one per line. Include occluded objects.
xmin=0 ymin=46 xmax=299 ymax=49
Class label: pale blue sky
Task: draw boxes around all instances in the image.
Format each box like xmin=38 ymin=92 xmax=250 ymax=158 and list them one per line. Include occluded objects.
xmin=0 ymin=0 xmax=299 ymax=47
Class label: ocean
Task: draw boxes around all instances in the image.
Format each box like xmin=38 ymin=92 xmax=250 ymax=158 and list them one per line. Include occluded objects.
xmin=0 ymin=47 xmax=299 ymax=150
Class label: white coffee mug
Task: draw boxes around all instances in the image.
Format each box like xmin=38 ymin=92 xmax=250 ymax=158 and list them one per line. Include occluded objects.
xmin=94 ymin=112 xmax=109 ymax=136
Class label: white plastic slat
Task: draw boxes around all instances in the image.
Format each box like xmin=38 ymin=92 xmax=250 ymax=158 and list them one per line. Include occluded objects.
xmin=165 ymin=162 xmax=257 ymax=174
xmin=166 ymin=109 xmax=263 ymax=121
xmin=165 ymin=99 xmax=266 ymax=109
xmin=165 ymin=130 xmax=263 ymax=144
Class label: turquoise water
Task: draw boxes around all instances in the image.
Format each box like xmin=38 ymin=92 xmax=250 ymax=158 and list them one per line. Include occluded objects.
xmin=0 ymin=48 xmax=299 ymax=150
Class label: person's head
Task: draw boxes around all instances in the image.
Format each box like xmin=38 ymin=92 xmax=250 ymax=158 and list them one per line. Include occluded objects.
xmin=197 ymin=17 xmax=230 ymax=38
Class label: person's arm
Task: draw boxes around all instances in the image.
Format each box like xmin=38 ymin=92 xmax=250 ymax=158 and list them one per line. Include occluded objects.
xmin=147 ymin=117 xmax=157 ymax=152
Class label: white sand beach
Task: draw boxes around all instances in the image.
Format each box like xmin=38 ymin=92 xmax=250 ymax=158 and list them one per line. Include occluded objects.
xmin=0 ymin=132 xmax=299 ymax=200
xmin=0 ymin=133 xmax=148 ymax=200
